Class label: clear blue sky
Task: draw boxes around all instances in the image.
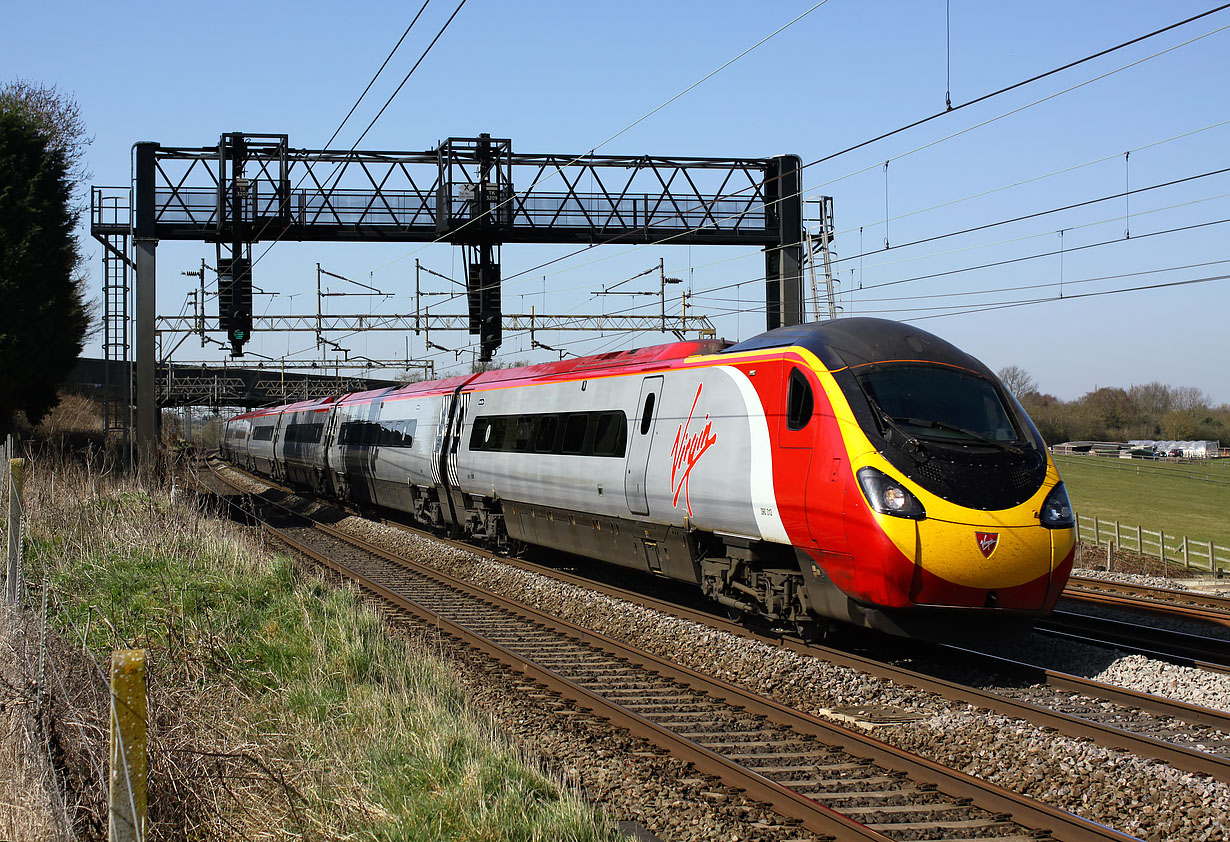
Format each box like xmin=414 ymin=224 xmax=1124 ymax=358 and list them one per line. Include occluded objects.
xmin=5 ymin=1 xmax=1228 ymax=403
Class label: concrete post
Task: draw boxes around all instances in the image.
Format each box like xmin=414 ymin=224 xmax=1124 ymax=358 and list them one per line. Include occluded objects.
xmin=6 ymin=458 xmax=23 ymax=606
xmin=109 ymin=649 xmax=147 ymax=842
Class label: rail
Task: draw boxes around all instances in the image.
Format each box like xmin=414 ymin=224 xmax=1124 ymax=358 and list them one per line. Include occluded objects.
xmin=200 ymin=459 xmax=1142 ymax=841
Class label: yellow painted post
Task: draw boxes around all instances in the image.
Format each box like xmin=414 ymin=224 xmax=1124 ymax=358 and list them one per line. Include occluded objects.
xmin=110 ymin=650 xmax=147 ymax=842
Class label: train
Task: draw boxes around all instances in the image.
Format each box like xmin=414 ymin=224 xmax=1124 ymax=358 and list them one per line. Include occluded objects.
xmin=221 ymin=317 xmax=1076 ymax=639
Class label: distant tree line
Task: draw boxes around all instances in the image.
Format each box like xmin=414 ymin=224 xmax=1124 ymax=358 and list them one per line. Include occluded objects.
xmin=997 ymin=365 xmax=1228 ymax=444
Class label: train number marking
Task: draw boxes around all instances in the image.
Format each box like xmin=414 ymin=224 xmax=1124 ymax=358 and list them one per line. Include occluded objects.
xmin=670 ymin=383 xmax=717 ymax=518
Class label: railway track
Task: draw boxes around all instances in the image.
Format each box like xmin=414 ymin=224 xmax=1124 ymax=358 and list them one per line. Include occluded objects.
xmin=1037 ymin=609 xmax=1230 ymax=673
xmin=199 ymin=459 xmax=1143 ymax=841
xmin=1064 ymin=575 xmax=1230 ymax=627
xmin=201 ymin=458 xmax=1230 ymax=776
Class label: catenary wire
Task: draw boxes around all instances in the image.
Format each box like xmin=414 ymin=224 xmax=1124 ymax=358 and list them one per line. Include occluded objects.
xmin=489 ymin=11 xmax=1230 ymax=292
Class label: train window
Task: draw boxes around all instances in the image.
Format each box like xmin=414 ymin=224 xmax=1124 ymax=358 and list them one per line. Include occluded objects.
xmin=379 ymin=419 xmax=415 ymax=447
xmin=285 ymin=422 xmax=323 ymax=443
xmin=640 ymin=392 xmax=656 ymax=435
xmin=787 ymin=368 xmax=814 ymax=431
xmin=534 ymin=415 xmax=558 ymax=453
xmin=857 ymin=363 xmax=1022 ymax=443
xmin=492 ymin=416 xmax=512 ymax=450
xmin=593 ymin=412 xmax=627 ymax=457
xmin=252 ymin=425 xmax=275 ymax=441
xmin=470 ymin=418 xmax=490 ymax=450
xmin=561 ymin=414 xmax=589 ymax=454
xmin=470 ymin=410 xmax=628 ymax=457
xmin=512 ymin=416 xmax=536 ymax=452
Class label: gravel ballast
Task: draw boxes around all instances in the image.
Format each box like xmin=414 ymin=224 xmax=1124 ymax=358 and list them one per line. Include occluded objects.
xmin=212 ymin=468 xmax=1230 ymax=841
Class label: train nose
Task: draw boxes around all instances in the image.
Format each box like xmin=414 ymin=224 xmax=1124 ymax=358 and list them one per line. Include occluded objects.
xmin=906 ymin=519 xmax=1055 ymax=610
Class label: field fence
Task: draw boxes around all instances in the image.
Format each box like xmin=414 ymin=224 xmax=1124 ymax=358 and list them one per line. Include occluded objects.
xmin=1076 ymin=514 xmax=1229 ymax=575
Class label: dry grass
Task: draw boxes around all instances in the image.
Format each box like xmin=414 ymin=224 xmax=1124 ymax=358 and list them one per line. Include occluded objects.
xmin=1 ymin=454 xmax=616 ymax=841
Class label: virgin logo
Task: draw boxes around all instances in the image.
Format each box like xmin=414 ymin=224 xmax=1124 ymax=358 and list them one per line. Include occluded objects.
xmin=975 ymin=531 xmax=999 ymax=558
xmin=671 ymin=383 xmax=717 ymax=517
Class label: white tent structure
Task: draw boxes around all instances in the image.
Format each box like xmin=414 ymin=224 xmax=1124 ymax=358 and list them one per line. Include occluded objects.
xmin=1127 ymin=440 xmax=1221 ymax=457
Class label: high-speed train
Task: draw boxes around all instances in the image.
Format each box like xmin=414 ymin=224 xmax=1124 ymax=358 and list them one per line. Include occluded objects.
xmin=222 ymin=318 xmax=1076 ymax=638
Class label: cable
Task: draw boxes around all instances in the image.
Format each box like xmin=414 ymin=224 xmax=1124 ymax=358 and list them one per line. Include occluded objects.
xmin=470 ymin=117 xmax=1230 ymax=301
xmin=855 ymin=215 xmax=1230 ymax=293
xmin=491 ymin=9 xmax=1230 ymax=293
xmin=693 ymin=258 xmax=1230 ymax=306
xmin=321 ymin=1 xmax=432 ymax=152
xmin=820 ymin=118 xmax=1230 ymax=246
xmin=904 ymin=272 xmax=1230 ymax=322
xmin=251 ymin=0 xmax=468 ymax=271
xmin=681 ymin=214 xmax=1230 ymax=302
xmin=349 ymin=0 xmax=468 ymax=150
xmin=361 ymin=0 xmax=831 ymax=279
xmin=830 ymin=167 xmax=1230 ymax=269
xmin=799 ymin=4 xmax=1230 ymax=175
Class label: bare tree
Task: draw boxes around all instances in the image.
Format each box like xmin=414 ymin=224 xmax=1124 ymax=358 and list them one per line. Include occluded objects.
xmin=996 ymin=365 xmax=1037 ymax=398
xmin=1170 ymin=385 xmax=1210 ymax=412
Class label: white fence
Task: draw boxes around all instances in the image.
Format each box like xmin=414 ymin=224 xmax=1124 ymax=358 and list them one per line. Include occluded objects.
xmin=1077 ymin=514 xmax=1229 ymax=574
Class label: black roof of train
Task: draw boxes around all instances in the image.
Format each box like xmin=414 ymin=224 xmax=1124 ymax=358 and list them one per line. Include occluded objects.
xmin=721 ymin=318 xmax=994 ymax=377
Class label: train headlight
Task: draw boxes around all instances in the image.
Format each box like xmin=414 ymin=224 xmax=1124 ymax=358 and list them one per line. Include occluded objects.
xmin=1039 ymin=482 xmax=1075 ymax=529
xmin=857 ymin=467 xmax=926 ymax=520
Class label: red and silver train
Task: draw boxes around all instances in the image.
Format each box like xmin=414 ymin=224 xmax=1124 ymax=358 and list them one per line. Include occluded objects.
xmin=222 ymin=318 xmax=1076 ymax=638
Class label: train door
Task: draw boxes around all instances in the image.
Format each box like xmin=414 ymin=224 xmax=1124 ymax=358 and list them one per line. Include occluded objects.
xmin=625 ymin=375 xmax=663 ymax=516
xmin=777 ymin=366 xmax=816 ymax=542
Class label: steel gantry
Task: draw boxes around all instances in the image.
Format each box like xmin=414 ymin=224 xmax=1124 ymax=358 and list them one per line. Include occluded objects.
xmin=90 ymin=132 xmax=805 ymax=455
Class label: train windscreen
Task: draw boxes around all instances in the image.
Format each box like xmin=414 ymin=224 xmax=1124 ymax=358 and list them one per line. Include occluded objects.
xmin=855 ymin=364 xmax=1023 ymax=446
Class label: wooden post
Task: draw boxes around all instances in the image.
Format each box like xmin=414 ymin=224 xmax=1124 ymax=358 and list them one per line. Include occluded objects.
xmin=110 ymin=650 xmax=147 ymax=842
xmin=1114 ymin=520 xmax=1121 ymax=550
xmin=6 ymin=458 xmax=23 ymax=606
xmin=1161 ymin=531 xmax=1168 ymax=577
xmin=1106 ymin=540 xmax=1115 ymax=571
xmin=1182 ymin=537 xmax=1190 ymax=572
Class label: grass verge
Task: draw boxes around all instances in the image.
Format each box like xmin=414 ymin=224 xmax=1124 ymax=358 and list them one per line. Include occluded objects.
xmin=1054 ymin=454 xmax=1230 ymax=549
xmin=5 ymin=455 xmax=616 ymax=841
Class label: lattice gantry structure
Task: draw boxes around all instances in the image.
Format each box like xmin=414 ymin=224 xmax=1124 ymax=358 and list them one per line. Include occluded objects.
xmin=91 ymin=132 xmax=804 ymax=455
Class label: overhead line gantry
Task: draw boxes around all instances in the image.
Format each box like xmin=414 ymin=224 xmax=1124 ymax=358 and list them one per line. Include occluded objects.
xmin=91 ymin=132 xmax=805 ymax=456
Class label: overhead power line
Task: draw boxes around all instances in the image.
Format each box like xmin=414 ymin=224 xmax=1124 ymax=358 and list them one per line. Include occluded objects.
xmin=800 ymin=3 xmax=1230 ymax=174
xmin=252 ymin=0 xmax=468 ymax=270
xmin=321 ymin=1 xmax=432 ymax=151
xmin=681 ymin=215 xmax=1230 ymax=301
xmin=496 ymin=9 xmax=1230 ymax=298
xmin=830 ymin=167 xmax=1230 ymax=269
xmin=904 ymin=272 xmax=1230 ymax=323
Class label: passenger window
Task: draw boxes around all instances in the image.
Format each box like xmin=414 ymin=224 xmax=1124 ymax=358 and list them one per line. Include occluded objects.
xmin=469 ymin=419 xmax=490 ymax=450
xmin=640 ymin=392 xmax=656 ymax=435
xmin=593 ymin=412 xmax=627 ymax=457
xmin=562 ymin=414 xmax=589 ymax=454
xmin=787 ymin=368 xmax=814 ymax=431
xmin=513 ymin=416 xmax=535 ymax=451
xmin=534 ymin=415 xmax=558 ymax=453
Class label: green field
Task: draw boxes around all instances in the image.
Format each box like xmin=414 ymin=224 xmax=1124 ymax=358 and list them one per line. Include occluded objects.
xmin=1052 ymin=454 xmax=1230 ymax=549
